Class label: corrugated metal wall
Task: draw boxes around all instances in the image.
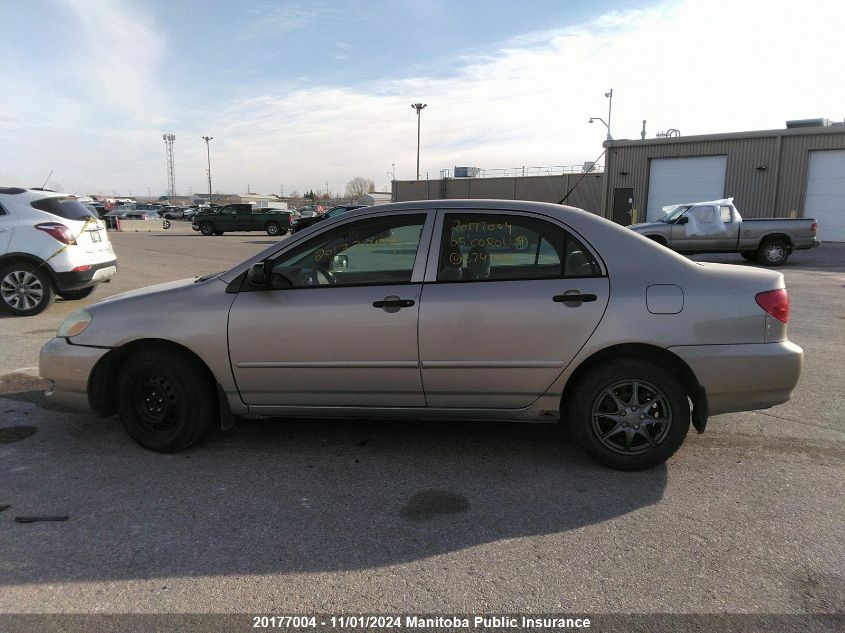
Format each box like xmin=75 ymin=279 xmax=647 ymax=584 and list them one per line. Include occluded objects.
xmin=604 ymin=128 xmax=845 ymax=220
xmin=392 ymin=173 xmax=604 ymax=214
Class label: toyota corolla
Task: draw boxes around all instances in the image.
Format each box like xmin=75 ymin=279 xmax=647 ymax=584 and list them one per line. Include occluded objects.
xmin=39 ymin=200 xmax=803 ymax=470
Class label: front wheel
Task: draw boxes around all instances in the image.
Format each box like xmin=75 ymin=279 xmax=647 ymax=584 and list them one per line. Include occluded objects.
xmin=757 ymin=239 xmax=790 ymax=266
xmin=567 ymin=359 xmax=690 ymax=470
xmin=0 ymin=262 xmax=55 ymax=316
xmin=266 ymin=222 xmax=281 ymax=236
xmin=200 ymin=222 xmax=214 ymax=236
xmin=58 ymin=286 xmax=96 ymax=301
xmin=116 ymin=349 xmax=217 ymax=452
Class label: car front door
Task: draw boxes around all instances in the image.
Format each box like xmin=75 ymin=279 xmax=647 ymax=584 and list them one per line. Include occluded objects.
xmin=418 ymin=210 xmax=609 ymax=409
xmin=228 ymin=210 xmax=433 ymax=408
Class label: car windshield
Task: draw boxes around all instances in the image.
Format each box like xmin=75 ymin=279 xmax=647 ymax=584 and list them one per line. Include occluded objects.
xmin=660 ymin=205 xmax=691 ymax=223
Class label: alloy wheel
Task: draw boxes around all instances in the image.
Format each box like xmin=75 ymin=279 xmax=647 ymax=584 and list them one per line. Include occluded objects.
xmin=591 ymin=379 xmax=673 ymax=455
xmin=1 ymin=270 xmax=45 ymax=312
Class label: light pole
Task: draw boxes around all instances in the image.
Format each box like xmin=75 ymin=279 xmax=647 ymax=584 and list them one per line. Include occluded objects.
xmin=588 ymin=117 xmax=613 ymax=141
xmin=202 ymin=136 xmax=213 ymax=205
xmin=411 ymin=103 xmax=426 ymax=180
xmin=604 ymin=88 xmax=613 ymax=141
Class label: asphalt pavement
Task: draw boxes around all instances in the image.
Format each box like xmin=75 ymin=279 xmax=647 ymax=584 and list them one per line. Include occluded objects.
xmin=0 ymin=231 xmax=842 ymax=615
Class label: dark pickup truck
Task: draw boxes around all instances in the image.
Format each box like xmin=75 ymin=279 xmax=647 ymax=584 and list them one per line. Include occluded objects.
xmin=192 ymin=204 xmax=293 ymax=236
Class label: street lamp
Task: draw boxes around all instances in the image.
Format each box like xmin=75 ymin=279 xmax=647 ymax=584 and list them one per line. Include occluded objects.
xmin=202 ymin=136 xmax=213 ymax=205
xmin=411 ymin=103 xmax=427 ymax=180
xmin=588 ymin=117 xmax=613 ymax=141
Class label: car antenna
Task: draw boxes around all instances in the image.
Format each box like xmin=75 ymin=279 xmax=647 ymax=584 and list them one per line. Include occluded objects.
xmin=41 ymin=170 xmax=53 ymax=190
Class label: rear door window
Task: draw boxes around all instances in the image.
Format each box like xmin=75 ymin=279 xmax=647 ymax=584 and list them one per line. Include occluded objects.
xmin=30 ymin=197 xmax=96 ymax=221
xmin=437 ymin=213 xmax=601 ymax=282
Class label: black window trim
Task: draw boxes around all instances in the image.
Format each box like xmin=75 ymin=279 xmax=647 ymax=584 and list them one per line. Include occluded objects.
xmin=425 ymin=208 xmax=607 ymax=284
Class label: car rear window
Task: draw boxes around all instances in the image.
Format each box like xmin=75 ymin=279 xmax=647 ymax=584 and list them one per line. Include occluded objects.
xmin=30 ymin=197 xmax=97 ymax=221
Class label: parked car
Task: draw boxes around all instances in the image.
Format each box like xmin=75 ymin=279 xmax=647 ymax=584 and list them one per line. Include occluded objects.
xmin=191 ymin=204 xmax=293 ymax=236
xmin=628 ymin=199 xmax=819 ymax=265
xmin=291 ymin=205 xmax=365 ymax=233
xmin=161 ymin=206 xmax=185 ymax=220
xmin=123 ymin=209 xmax=161 ymax=220
xmin=0 ymin=187 xmax=117 ymax=316
xmin=40 ymin=200 xmax=803 ymax=470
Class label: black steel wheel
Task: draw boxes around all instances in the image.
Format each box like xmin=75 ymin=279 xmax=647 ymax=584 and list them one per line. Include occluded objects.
xmin=567 ymin=359 xmax=690 ymax=470
xmin=117 ymin=349 xmax=217 ymax=452
xmin=0 ymin=262 xmax=55 ymax=316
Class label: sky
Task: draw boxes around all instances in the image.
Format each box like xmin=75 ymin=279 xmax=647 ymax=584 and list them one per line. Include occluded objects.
xmin=1 ymin=0 xmax=843 ymax=198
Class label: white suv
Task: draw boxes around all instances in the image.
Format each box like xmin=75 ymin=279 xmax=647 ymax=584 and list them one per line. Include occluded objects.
xmin=0 ymin=187 xmax=117 ymax=316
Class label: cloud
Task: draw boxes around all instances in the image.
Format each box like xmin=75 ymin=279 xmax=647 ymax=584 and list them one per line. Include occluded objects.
xmin=2 ymin=0 xmax=843 ymax=196
xmin=247 ymin=1 xmax=343 ymax=35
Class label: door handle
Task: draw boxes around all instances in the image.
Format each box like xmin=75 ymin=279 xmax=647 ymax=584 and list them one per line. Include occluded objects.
xmin=553 ymin=293 xmax=597 ymax=305
xmin=373 ymin=298 xmax=415 ymax=308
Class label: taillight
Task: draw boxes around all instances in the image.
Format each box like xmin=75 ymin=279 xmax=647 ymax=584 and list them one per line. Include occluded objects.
xmin=756 ymin=288 xmax=789 ymax=323
xmin=72 ymin=265 xmax=91 ymax=272
xmin=810 ymin=222 xmax=818 ymax=234
xmin=35 ymin=222 xmax=75 ymax=245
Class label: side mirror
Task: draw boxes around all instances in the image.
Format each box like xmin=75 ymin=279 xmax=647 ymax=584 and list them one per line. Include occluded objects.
xmin=247 ymin=262 xmax=270 ymax=287
xmin=675 ymin=216 xmax=689 ymax=225
xmin=333 ymin=254 xmax=348 ymax=269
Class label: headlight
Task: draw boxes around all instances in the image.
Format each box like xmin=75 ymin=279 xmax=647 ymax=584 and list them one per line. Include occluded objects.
xmin=57 ymin=309 xmax=92 ymax=338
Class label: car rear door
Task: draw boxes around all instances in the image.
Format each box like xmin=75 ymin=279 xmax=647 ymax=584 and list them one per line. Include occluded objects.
xmin=227 ymin=210 xmax=433 ymax=408
xmin=418 ymin=209 xmax=609 ymax=409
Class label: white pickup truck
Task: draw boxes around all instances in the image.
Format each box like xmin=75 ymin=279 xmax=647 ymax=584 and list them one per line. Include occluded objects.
xmin=628 ymin=199 xmax=820 ymax=266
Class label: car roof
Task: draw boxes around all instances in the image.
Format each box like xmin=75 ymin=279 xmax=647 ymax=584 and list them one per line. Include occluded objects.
xmin=339 ymin=199 xmax=585 ymax=221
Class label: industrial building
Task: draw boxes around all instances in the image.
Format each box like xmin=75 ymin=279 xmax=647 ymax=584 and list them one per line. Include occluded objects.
xmin=392 ymin=119 xmax=845 ymax=242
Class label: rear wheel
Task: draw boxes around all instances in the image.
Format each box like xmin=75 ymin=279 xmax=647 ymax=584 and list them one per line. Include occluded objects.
xmin=757 ymin=239 xmax=790 ymax=266
xmin=116 ymin=349 xmax=217 ymax=452
xmin=0 ymin=262 xmax=55 ymax=316
xmin=740 ymin=251 xmax=758 ymax=262
xmin=200 ymin=222 xmax=214 ymax=236
xmin=266 ymin=222 xmax=281 ymax=236
xmin=58 ymin=286 xmax=96 ymax=301
xmin=567 ymin=359 xmax=690 ymax=470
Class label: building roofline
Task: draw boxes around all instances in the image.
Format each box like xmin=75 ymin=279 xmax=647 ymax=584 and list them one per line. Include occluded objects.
xmin=604 ymin=124 xmax=845 ymax=148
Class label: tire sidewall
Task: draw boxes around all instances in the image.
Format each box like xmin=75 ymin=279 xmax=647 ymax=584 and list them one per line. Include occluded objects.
xmin=568 ymin=359 xmax=690 ymax=470
xmin=758 ymin=240 xmax=789 ymax=266
xmin=0 ymin=262 xmax=55 ymax=316
xmin=200 ymin=222 xmax=214 ymax=236
xmin=266 ymin=222 xmax=280 ymax=236
xmin=116 ymin=351 xmax=215 ymax=452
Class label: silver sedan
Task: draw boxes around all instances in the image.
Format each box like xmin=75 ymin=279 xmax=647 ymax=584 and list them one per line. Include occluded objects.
xmin=40 ymin=200 xmax=803 ymax=470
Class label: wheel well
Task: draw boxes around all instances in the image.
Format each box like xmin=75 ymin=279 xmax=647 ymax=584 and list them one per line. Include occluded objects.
xmin=89 ymin=338 xmax=217 ymax=416
xmin=759 ymin=233 xmax=792 ymax=248
xmin=646 ymin=234 xmax=667 ymax=246
xmin=559 ymin=343 xmax=707 ymax=432
xmin=0 ymin=254 xmax=57 ymax=288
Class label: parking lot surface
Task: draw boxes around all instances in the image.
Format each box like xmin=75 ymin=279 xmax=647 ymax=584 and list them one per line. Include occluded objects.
xmin=1 ymin=232 xmax=843 ymax=614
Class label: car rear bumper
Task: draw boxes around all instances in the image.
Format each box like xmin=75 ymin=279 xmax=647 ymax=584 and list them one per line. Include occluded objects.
xmin=668 ymin=341 xmax=803 ymax=415
xmin=39 ymin=337 xmax=109 ymax=412
xmin=53 ymin=259 xmax=117 ymax=292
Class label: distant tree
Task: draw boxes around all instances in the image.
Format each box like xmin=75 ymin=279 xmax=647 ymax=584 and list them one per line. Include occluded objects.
xmin=345 ymin=177 xmax=375 ymax=198
xmin=289 ymin=190 xmax=300 ymax=198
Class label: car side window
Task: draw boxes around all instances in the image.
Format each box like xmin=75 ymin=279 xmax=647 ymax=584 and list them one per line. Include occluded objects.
xmin=720 ymin=205 xmax=733 ymax=223
xmin=437 ymin=213 xmax=601 ymax=282
xmin=271 ymin=214 xmax=426 ymax=288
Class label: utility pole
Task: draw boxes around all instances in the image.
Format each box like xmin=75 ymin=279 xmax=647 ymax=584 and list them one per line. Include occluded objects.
xmin=202 ymin=136 xmax=213 ymax=205
xmin=162 ymin=133 xmax=176 ymax=199
xmin=411 ymin=103 xmax=427 ymax=180
xmin=604 ymin=89 xmax=613 ymax=141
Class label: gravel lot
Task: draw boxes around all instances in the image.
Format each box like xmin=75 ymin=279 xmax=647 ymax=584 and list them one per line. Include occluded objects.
xmin=0 ymin=231 xmax=843 ymax=616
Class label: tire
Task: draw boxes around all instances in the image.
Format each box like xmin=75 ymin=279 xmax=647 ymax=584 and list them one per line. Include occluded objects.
xmin=266 ymin=222 xmax=281 ymax=236
xmin=0 ymin=262 xmax=55 ymax=316
xmin=58 ymin=286 xmax=96 ymax=301
xmin=567 ymin=359 xmax=690 ymax=470
xmin=757 ymin=239 xmax=790 ymax=266
xmin=200 ymin=222 xmax=214 ymax=236
xmin=116 ymin=348 xmax=217 ymax=452
xmin=740 ymin=251 xmax=758 ymax=262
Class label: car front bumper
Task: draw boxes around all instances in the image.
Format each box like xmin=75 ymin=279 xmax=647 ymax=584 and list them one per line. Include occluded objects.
xmin=668 ymin=341 xmax=803 ymax=415
xmin=39 ymin=337 xmax=109 ymax=412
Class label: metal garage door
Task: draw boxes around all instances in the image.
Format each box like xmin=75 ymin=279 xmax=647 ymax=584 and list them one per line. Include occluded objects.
xmin=805 ymin=150 xmax=845 ymax=242
xmin=646 ymin=156 xmax=727 ymax=221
